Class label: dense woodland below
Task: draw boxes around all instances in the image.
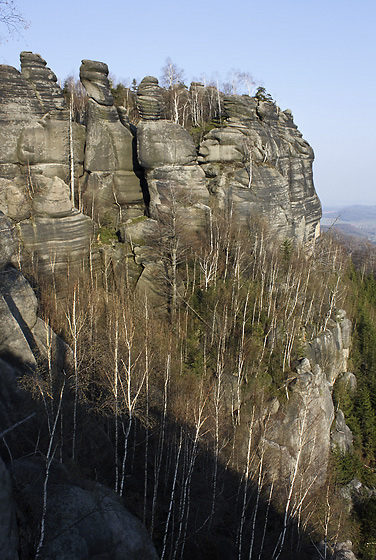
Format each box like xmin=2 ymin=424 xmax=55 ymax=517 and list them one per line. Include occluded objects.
xmin=10 ymin=215 xmax=376 ymax=560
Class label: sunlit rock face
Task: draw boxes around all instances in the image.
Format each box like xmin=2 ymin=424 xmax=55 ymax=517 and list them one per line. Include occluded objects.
xmin=259 ymin=311 xmax=353 ymax=496
xmin=0 ymin=52 xmax=85 ymax=183
xmin=17 ymin=175 xmax=94 ymax=274
xmin=136 ymin=76 xmax=210 ymax=225
xmin=0 ymin=53 xmax=92 ymax=276
xmin=80 ymin=60 xmax=144 ymax=224
xmin=198 ymin=95 xmax=322 ymax=247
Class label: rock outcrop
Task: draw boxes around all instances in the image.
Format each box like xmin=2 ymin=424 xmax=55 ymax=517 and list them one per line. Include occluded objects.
xmin=198 ymin=94 xmax=322 ymax=246
xmin=307 ymin=309 xmax=352 ymax=386
xmin=80 ymin=60 xmax=144 ymax=224
xmin=12 ymin=458 xmax=159 ymax=560
xmin=17 ymin=175 xmax=94 ymax=274
xmin=0 ymin=53 xmax=92 ymax=274
xmin=261 ymin=311 xmax=354 ymax=494
xmin=136 ymin=76 xmax=210 ymax=227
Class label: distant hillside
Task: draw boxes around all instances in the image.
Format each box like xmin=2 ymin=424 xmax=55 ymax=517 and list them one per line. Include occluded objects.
xmin=322 ymin=204 xmax=376 ymax=243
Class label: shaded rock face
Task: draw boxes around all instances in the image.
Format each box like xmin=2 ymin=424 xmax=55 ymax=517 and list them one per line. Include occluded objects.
xmin=13 ymin=458 xmax=159 ymax=560
xmin=0 ymin=216 xmax=67 ymax=368
xmin=198 ymin=95 xmax=322 ymax=247
xmin=331 ymin=409 xmax=353 ymax=454
xmin=80 ymin=60 xmax=144 ymax=223
xmin=332 ymin=541 xmax=357 ymax=560
xmin=262 ymin=359 xmax=334 ymax=492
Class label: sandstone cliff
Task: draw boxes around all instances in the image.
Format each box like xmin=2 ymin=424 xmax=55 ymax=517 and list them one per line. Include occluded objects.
xmin=0 ymin=52 xmax=357 ymax=560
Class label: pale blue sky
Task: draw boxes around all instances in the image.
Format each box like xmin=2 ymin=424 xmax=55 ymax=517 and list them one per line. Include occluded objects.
xmin=1 ymin=0 xmax=375 ymax=207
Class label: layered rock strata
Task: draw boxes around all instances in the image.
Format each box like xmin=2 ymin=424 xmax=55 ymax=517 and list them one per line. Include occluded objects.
xmin=136 ymin=76 xmax=210 ymax=225
xmin=198 ymin=94 xmax=322 ymax=246
xmin=17 ymin=176 xmax=94 ymax=274
xmin=0 ymin=53 xmax=93 ymax=274
xmin=80 ymin=59 xmax=144 ymax=223
xmin=0 ymin=52 xmax=85 ymax=183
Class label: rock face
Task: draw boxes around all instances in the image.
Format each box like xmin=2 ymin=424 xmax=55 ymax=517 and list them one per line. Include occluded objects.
xmin=263 ymin=358 xmax=334 ymax=491
xmin=0 ymin=212 xmax=67 ymax=368
xmin=331 ymin=409 xmax=353 ymax=453
xmin=137 ymin=75 xmax=164 ymax=120
xmin=13 ymin=458 xmax=159 ymax=560
xmin=198 ymin=94 xmax=322 ymax=246
xmin=80 ymin=60 xmax=144 ymax=224
xmin=0 ymin=53 xmax=92 ymax=274
xmin=307 ymin=309 xmax=352 ymax=386
xmin=262 ymin=312 xmax=354 ymax=494
xmin=17 ymin=175 xmax=94 ymax=274
xmin=137 ymin=76 xmax=210 ymax=225
xmin=332 ymin=541 xmax=357 ymax=560
xmin=0 ymin=52 xmax=85 ymax=183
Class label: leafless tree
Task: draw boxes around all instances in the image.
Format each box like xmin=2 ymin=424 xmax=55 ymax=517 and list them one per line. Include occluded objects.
xmin=0 ymin=0 xmax=28 ymax=42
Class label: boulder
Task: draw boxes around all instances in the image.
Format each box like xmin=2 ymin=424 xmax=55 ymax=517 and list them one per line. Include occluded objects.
xmin=80 ymin=59 xmax=114 ymax=106
xmin=13 ymin=458 xmax=158 ymax=560
xmin=0 ymin=178 xmax=31 ymax=221
xmin=137 ymin=120 xmax=197 ymax=169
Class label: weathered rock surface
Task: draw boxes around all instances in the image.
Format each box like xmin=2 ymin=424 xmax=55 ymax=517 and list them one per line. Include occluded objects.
xmin=262 ymin=312 xmax=353 ymax=493
xmin=0 ymin=54 xmax=91 ymax=276
xmin=20 ymin=51 xmax=65 ymax=113
xmin=263 ymin=359 xmax=334 ymax=490
xmin=137 ymin=77 xmax=209 ymax=224
xmin=332 ymin=541 xmax=357 ymax=560
xmin=80 ymin=60 xmax=143 ymax=223
xmin=13 ymin=457 xmax=159 ymax=560
xmin=198 ymin=95 xmax=322 ymax=246
xmin=307 ymin=309 xmax=352 ymax=386
xmin=0 ymin=53 xmax=84 ymax=184
xmin=331 ymin=409 xmax=353 ymax=454
xmin=16 ymin=175 xmax=94 ymax=274
xmin=137 ymin=75 xmax=164 ymax=120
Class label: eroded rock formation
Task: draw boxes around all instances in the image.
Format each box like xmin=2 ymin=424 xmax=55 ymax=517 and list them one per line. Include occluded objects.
xmin=0 ymin=53 xmax=92 ymax=274
xmin=261 ymin=311 xmax=354 ymax=494
xmin=80 ymin=59 xmax=144 ymax=223
xmin=136 ymin=76 xmax=210 ymax=228
xmin=198 ymin=94 xmax=322 ymax=246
